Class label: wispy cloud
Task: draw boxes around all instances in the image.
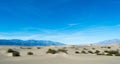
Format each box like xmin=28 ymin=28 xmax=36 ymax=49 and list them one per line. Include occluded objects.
xmin=68 ymin=23 xmax=80 ymax=27
xmin=0 ymin=25 xmax=120 ymax=45
xmin=56 ymin=23 xmax=81 ymax=32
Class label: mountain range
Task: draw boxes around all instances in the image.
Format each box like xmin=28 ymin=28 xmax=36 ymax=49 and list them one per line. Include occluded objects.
xmin=96 ymin=39 xmax=120 ymax=45
xmin=0 ymin=39 xmax=65 ymax=46
xmin=0 ymin=39 xmax=120 ymax=46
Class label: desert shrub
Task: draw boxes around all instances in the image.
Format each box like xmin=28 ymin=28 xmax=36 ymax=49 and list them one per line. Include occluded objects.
xmin=27 ymin=52 xmax=34 ymax=55
xmin=62 ymin=47 xmax=67 ymax=50
xmin=96 ymin=53 xmax=104 ymax=55
xmin=57 ymin=49 xmax=68 ymax=54
xmin=12 ymin=51 xmax=20 ymax=57
xmin=83 ymin=48 xmax=88 ymax=50
xmin=46 ymin=49 xmax=68 ymax=54
xmin=101 ymin=46 xmax=108 ymax=48
xmin=107 ymin=47 xmax=111 ymax=49
xmin=115 ymin=53 xmax=120 ymax=56
xmin=104 ymin=50 xmax=109 ymax=53
xmin=103 ymin=50 xmax=120 ymax=56
xmin=20 ymin=47 xmax=32 ymax=49
xmin=7 ymin=49 xmax=15 ymax=53
xmin=75 ymin=51 xmax=80 ymax=54
xmin=20 ymin=47 xmax=23 ymax=49
xmin=107 ymin=50 xmax=119 ymax=54
xmin=88 ymin=50 xmax=94 ymax=54
xmin=37 ymin=47 xmax=41 ymax=49
xmin=7 ymin=49 xmax=20 ymax=57
xmin=27 ymin=47 xmax=32 ymax=49
xmin=95 ymin=50 xmax=100 ymax=54
xmin=106 ymin=53 xmax=113 ymax=56
xmin=92 ymin=48 xmax=95 ymax=50
xmin=46 ymin=49 xmax=57 ymax=54
xmin=81 ymin=50 xmax=87 ymax=54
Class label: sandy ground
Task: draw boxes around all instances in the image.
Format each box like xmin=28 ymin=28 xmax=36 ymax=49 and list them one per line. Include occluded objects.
xmin=0 ymin=45 xmax=120 ymax=64
xmin=0 ymin=54 xmax=120 ymax=64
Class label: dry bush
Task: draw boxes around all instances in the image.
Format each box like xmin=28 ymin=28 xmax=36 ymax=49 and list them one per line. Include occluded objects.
xmin=7 ymin=49 xmax=20 ymax=57
xmin=46 ymin=48 xmax=68 ymax=54
xmin=92 ymin=48 xmax=95 ymax=50
xmin=20 ymin=47 xmax=32 ymax=49
xmin=96 ymin=53 xmax=104 ymax=55
xmin=107 ymin=47 xmax=111 ymax=49
xmin=115 ymin=53 xmax=120 ymax=56
xmin=107 ymin=50 xmax=119 ymax=55
xmin=27 ymin=52 xmax=34 ymax=55
xmin=57 ymin=49 xmax=68 ymax=54
xmin=81 ymin=50 xmax=87 ymax=54
xmin=106 ymin=53 xmax=113 ymax=56
xmin=37 ymin=47 xmax=41 ymax=49
xmin=88 ymin=50 xmax=94 ymax=54
xmin=104 ymin=50 xmax=109 ymax=53
xmin=7 ymin=49 xmax=14 ymax=53
xmin=83 ymin=48 xmax=88 ymax=50
xmin=95 ymin=50 xmax=100 ymax=54
xmin=46 ymin=49 xmax=57 ymax=54
xmin=103 ymin=50 xmax=120 ymax=56
xmin=75 ymin=51 xmax=80 ymax=54
xmin=12 ymin=51 xmax=20 ymax=57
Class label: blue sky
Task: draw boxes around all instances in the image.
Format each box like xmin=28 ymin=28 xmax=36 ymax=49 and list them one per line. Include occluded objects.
xmin=0 ymin=0 xmax=120 ymax=44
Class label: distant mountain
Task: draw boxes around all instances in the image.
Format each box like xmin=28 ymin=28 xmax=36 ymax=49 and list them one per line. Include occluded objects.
xmin=96 ymin=39 xmax=120 ymax=45
xmin=0 ymin=39 xmax=65 ymax=46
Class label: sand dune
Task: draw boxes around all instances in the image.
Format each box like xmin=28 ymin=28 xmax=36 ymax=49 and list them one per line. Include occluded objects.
xmin=0 ymin=54 xmax=120 ymax=64
xmin=0 ymin=45 xmax=120 ymax=64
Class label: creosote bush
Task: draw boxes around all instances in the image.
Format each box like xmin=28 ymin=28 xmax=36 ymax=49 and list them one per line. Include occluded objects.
xmin=46 ymin=49 xmax=57 ymax=54
xmin=96 ymin=53 xmax=104 ymax=55
xmin=95 ymin=50 xmax=100 ymax=54
xmin=107 ymin=47 xmax=111 ymax=49
xmin=106 ymin=53 xmax=113 ymax=56
xmin=106 ymin=50 xmax=119 ymax=55
xmin=37 ymin=47 xmax=41 ymax=49
xmin=81 ymin=50 xmax=87 ymax=54
xmin=96 ymin=50 xmax=120 ymax=56
xmin=27 ymin=52 xmax=34 ymax=55
xmin=46 ymin=49 xmax=68 ymax=54
xmin=104 ymin=50 xmax=119 ymax=56
xmin=7 ymin=49 xmax=20 ymax=57
xmin=83 ymin=48 xmax=88 ymax=50
xmin=75 ymin=51 xmax=80 ymax=54
xmin=104 ymin=50 xmax=109 ymax=53
xmin=88 ymin=50 xmax=94 ymax=54
xmin=20 ymin=47 xmax=32 ymax=49
xmin=7 ymin=49 xmax=14 ymax=53
xmin=92 ymin=48 xmax=95 ymax=50
xmin=12 ymin=51 xmax=20 ymax=57
xmin=57 ymin=49 xmax=68 ymax=54
xmin=115 ymin=53 xmax=120 ymax=56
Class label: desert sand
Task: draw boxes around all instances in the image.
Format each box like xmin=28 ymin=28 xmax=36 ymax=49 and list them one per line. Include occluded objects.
xmin=0 ymin=45 xmax=120 ymax=64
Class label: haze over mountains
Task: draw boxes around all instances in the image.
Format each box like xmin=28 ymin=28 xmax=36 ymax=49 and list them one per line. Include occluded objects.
xmin=0 ymin=39 xmax=120 ymax=46
xmin=96 ymin=39 xmax=120 ymax=45
xmin=0 ymin=39 xmax=65 ymax=46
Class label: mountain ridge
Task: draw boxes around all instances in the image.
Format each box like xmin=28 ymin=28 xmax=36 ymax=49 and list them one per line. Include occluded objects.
xmin=96 ymin=39 xmax=120 ymax=45
xmin=0 ymin=39 xmax=65 ymax=46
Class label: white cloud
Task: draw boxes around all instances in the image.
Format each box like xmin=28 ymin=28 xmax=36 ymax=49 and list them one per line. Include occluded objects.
xmin=68 ymin=23 xmax=79 ymax=27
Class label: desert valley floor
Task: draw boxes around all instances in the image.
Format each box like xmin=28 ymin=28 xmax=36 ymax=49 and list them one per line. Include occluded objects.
xmin=0 ymin=45 xmax=120 ymax=64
